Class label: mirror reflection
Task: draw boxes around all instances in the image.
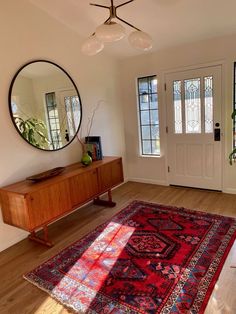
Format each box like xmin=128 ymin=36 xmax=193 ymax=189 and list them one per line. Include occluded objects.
xmin=9 ymin=60 xmax=82 ymax=151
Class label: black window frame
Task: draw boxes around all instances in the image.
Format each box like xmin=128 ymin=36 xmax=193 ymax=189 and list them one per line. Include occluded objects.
xmin=137 ymin=75 xmax=160 ymax=156
xmin=45 ymin=92 xmax=62 ymax=150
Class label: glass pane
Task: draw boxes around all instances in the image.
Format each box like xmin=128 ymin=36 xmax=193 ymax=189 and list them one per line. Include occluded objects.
xmin=72 ymin=96 xmax=79 ymax=111
xmin=204 ymin=76 xmax=213 ymax=133
xmin=72 ymin=97 xmax=81 ymax=130
xmin=66 ymin=111 xmax=74 ymax=135
xmin=138 ymin=78 xmax=149 ymax=94
xmin=150 ymin=110 xmax=158 ymax=124
xmin=173 ymin=80 xmax=183 ymax=134
xmin=141 ymin=111 xmax=150 ymax=125
xmin=142 ymin=140 xmax=152 ymax=154
xmin=64 ymin=97 xmax=74 ymax=135
xmin=142 ymin=126 xmax=151 ymax=140
xmin=150 ymin=94 xmax=158 ymax=109
xmin=151 ymin=125 xmax=159 ymax=139
xmin=184 ymin=78 xmax=201 ymax=133
xmin=150 ymin=77 xmax=157 ymax=93
xmin=152 ymin=140 xmax=160 ymax=155
xmin=139 ymin=95 xmax=149 ymax=110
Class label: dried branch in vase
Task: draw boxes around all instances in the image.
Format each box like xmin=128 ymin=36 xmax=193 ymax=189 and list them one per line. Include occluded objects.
xmin=77 ymin=100 xmax=104 ymax=153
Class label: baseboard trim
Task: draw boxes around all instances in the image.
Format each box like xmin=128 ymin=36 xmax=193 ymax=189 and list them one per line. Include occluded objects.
xmin=222 ymin=188 xmax=236 ymax=195
xmin=128 ymin=177 xmax=168 ymax=186
xmin=0 ymin=233 xmax=28 ymax=253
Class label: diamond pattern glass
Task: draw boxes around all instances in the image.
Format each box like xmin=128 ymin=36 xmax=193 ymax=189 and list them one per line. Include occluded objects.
xmin=173 ymin=81 xmax=183 ymax=134
xmin=184 ymin=78 xmax=201 ymax=134
xmin=204 ymin=76 xmax=213 ymax=133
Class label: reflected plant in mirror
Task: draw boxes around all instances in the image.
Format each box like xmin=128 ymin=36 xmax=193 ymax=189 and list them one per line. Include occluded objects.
xmin=14 ymin=116 xmax=49 ymax=149
xmin=9 ymin=60 xmax=82 ymax=151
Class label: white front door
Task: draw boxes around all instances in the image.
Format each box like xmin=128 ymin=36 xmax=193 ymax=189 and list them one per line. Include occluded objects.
xmin=166 ymin=65 xmax=222 ymax=190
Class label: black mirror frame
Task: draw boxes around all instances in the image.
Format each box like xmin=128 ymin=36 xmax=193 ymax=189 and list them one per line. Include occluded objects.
xmin=8 ymin=59 xmax=83 ymax=152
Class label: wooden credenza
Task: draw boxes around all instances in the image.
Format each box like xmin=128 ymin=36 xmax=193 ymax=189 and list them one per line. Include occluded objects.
xmin=0 ymin=156 xmax=123 ymax=246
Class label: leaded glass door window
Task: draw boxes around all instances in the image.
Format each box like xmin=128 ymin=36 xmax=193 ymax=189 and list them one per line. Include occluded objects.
xmin=173 ymin=77 xmax=214 ymax=134
xmin=59 ymin=90 xmax=82 ymax=142
xmin=166 ymin=65 xmax=222 ymax=191
xmin=45 ymin=90 xmax=81 ymax=150
xmin=64 ymin=95 xmax=80 ymax=137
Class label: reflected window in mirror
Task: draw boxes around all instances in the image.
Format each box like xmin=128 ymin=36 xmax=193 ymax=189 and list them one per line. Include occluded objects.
xmin=45 ymin=92 xmax=62 ymax=150
xmin=9 ymin=60 xmax=82 ymax=151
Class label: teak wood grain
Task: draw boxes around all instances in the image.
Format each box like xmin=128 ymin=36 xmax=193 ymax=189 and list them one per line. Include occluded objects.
xmin=0 ymin=182 xmax=235 ymax=313
xmin=0 ymin=156 xmax=124 ymax=245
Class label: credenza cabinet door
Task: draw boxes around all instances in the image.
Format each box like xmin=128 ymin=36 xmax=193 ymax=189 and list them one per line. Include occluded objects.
xmin=98 ymin=158 xmax=123 ymax=192
xmin=28 ymin=181 xmax=71 ymax=229
xmin=111 ymin=158 xmax=124 ymax=186
xmin=0 ymin=193 xmax=30 ymax=230
xmin=69 ymin=169 xmax=99 ymax=207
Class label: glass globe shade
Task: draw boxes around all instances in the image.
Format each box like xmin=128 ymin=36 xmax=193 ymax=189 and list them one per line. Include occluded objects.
xmin=95 ymin=22 xmax=126 ymax=43
xmin=128 ymin=31 xmax=153 ymax=51
xmin=81 ymin=35 xmax=104 ymax=56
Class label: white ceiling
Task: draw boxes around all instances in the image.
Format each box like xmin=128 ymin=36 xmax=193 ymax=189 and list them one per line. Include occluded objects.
xmin=29 ymin=0 xmax=236 ymax=59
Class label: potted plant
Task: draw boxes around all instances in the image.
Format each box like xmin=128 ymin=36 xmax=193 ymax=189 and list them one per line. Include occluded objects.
xmin=14 ymin=116 xmax=50 ymax=149
xmin=229 ymin=109 xmax=236 ymax=165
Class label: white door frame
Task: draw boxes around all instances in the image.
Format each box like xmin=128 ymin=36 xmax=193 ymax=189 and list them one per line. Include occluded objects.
xmin=163 ymin=61 xmax=225 ymax=190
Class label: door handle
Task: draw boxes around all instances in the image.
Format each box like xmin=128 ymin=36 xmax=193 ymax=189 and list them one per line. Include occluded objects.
xmin=65 ymin=129 xmax=69 ymax=142
xmin=214 ymin=128 xmax=221 ymax=141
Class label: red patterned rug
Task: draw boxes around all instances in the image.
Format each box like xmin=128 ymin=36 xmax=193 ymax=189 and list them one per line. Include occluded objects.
xmin=24 ymin=201 xmax=236 ymax=313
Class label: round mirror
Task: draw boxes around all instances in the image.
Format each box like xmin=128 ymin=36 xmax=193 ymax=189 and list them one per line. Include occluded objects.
xmin=9 ymin=60 xmax=82 ymax=151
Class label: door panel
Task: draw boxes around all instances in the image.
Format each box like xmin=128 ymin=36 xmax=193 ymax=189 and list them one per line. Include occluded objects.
xmin=69 ymin=169 xmax=99 ymax=207
xmin=166 ymin=66 xmax=222 ymax=190
xmin=28 ymin=181 xmax=71 ymax=229
xmin=98 ymin=159 xmax=124 ymax=192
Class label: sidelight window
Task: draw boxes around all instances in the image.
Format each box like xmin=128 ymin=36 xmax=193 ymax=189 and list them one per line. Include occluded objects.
xmin=137 ymin=75 xmax=160 ymax=156
xmin=45 ymin=92 xmax=62 ymax=150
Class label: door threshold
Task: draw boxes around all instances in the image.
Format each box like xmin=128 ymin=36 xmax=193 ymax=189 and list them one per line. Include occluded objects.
xmin=170 ymin=184 xmax=222 ymax=193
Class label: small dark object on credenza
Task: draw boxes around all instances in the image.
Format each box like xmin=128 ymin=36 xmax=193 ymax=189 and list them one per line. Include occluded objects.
xmin=26 ymin=167 xmax=65 ymax=182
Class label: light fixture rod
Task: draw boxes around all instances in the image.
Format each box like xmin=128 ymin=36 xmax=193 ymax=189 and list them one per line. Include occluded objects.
xmin=116 ymin=0 xmax=134 ymax=9
xmin=90 ymin=3 xmax=110 ymax=9
xmin=116 ymin=16 xmax=141 ymax=31
xmin=90 ymin=0 xmax=141 ymax=31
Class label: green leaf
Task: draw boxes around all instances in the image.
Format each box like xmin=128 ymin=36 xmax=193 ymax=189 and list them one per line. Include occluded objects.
xmin=229 ymin=148 xmax=236 ymax=165
xmin=231 ymin=109 xmax=236 ymax=120
xmin=13 ymin=116 xmax=50 ymax=149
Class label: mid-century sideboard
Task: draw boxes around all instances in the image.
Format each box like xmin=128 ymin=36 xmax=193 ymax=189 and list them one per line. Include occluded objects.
xmin=0 ymin=156 xmax=123 ymax=246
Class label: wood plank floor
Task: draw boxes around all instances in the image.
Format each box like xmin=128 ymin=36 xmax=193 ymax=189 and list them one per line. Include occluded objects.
xmin=0 ymin=182 xmax=236 ymax=314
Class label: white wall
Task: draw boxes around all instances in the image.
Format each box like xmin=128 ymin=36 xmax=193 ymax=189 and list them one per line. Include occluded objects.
xmin=12 ymin=76 xmax=38 ymax=120
xmin=0 ymin=1 xmax=126 ymax=252
xmin=119 ymin=34 xmax=236 ymax=192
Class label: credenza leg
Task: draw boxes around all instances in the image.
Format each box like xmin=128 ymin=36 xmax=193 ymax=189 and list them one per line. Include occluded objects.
xmin=28 ymin=225 xmax=53 ymax=247
xmin=93 ymin=189 xmax=116 ymax=207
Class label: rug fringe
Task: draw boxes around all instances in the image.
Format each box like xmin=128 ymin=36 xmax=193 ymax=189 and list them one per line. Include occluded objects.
xmin=23 ymin=275 xmax=84 ymax=313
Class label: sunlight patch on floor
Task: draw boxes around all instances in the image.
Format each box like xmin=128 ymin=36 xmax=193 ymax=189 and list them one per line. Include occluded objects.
xmin=52 ymin=221 xmax=135 ymax=312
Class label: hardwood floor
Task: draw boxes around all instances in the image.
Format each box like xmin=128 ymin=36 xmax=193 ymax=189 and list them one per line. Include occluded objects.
xmin=0 ymin=182 xmax=235 ymax=314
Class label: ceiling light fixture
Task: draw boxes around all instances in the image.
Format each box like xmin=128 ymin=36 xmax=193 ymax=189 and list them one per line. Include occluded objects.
xmin=81 ymin=0 xmax=153 ymax=56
